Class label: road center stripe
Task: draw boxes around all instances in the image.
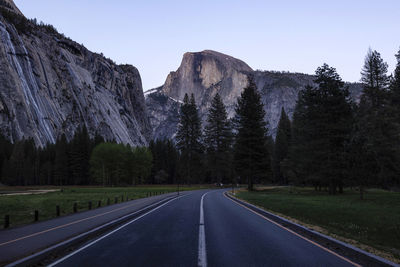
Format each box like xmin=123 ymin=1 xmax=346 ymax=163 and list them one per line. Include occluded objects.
xmin=198 ymin=192 xmax=210 ymax=267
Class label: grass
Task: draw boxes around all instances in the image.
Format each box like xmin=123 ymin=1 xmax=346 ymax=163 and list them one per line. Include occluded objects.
xmin=0 ymin=185 xmax=205 ymax=228
xmin=236 ymin=186 xmax=400 ymax=262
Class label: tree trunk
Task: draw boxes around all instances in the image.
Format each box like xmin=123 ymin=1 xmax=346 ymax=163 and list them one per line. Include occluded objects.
xmin=248 ymin=177 xmax=253 ymax=191
xmin=360 ymin=185 xmax=364 ymax=200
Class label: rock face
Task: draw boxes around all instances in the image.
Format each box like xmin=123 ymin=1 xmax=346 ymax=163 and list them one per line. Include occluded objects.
xmin=146 ymin=50 xmax=363 ymax=140
xmin=0 ymin=3 xmax=151 ymax=146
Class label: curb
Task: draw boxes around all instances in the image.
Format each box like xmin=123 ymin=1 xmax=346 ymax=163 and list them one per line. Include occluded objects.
xmin=225 ymin=192 xmax=399 ymax=267
xmin=5 ymin=195 xmax=178 ymax=267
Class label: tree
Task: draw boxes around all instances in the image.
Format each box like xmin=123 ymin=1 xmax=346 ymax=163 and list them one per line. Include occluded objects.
xmin=233 ymin=76 xmax=271 ymax=190
xmin=204 ymin=93 xmax=233 ymax=184
xmin=289 ymin=64 xmax=353 ymax=193
xmin=272 ymin=108 xmax=291 ymax=185
xmin=90 ymin=143 xmax=132 ymax=186
xmin=149 ymin=139 xmax=179 ymax=184
xmin=131 ymin=147 xmax=153 ymax=185
xmin=69 ymin=126 xmax=91 ymax=185
xmin=176 ymin=93 xmax=203 ymax=184
xmin=0 ymin=133 xmax=13 ymax=184
xmin=54 ymin=134 xmax=69 ymax=185
xmin=358 ymin=49 xmax=397 ymax=188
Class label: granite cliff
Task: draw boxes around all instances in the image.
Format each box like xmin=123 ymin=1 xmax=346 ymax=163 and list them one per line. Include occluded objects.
xmin=146 ymin=50 xmax=363 ymax=140
xmin=0 ymin=1 xmax=151 ymax=146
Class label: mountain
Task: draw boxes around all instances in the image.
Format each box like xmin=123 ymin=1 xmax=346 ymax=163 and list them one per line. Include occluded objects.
xmin=146 ymin=50 xmax=363 ymax=140
xmin=0 ymin=1 xmax=151 ymax=146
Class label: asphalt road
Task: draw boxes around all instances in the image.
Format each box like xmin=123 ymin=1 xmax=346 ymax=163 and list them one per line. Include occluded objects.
xmin=0 ymin=192 xmax=177 ymax=265
xmin=49 ymin=189 xmax=357 ymax=267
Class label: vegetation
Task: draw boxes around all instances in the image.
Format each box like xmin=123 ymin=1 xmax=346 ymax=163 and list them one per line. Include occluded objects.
xmin=233 ymin=77 xmax=271 ymax=190
xmin=272 ymin=108 xmax=291 ymax=185
xmin=0 ymin=47 xmax=399 ymax=197
xmin=176 ymin=94 xmax=204 ymax=184
xmin=0 ymin=186 xmax=203 ymax=228
xmin=288 ymin=64 xmax=353 ymax=193
xmin=0 ymin=5 xmax=62 ymax=36
xmin=204 ymin=93 xmax=233 ymax=184
xmin=236 ymin=187 xmax=400 ymax=261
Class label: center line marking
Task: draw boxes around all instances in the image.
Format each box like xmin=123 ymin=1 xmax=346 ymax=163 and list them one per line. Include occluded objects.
xmin=198 ymin=191 xmax=210 ymax=267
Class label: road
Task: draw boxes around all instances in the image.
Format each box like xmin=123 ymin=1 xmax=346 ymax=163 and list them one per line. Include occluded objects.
xmin=48 ymin=189 xmax=357 ymax=267
xmin=0 ymin=192 xmax=177 ymax=265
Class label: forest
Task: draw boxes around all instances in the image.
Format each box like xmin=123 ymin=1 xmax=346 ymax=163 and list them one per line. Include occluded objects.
xmin=0 ymin=48 xmax=399 ymax=198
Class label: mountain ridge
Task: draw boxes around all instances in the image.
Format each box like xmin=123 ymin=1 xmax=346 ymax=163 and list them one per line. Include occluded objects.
xmin=146 ymin=50 xmax=363 ymax=140
xmin=0 ymin=3 xmax=151 ymax=146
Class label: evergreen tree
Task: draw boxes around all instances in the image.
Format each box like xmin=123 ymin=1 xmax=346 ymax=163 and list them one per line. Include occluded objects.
xmin=289 ymin=64 xmax=353 ymax=193
xmin=387 ymin=48 xmax=400 ymax=187
xmin=69 ymin=126 xmax=90 ymax=185
xmin=54 ymin=134 xmax=69 ymax=185
xmin=176 ymin=93 xmax=203 ymax=184
xmin=272 ymin=108 xmax=291 ymax=185
xmin=149 ymin=139 xmax=179 ymax=184
xmin=0 ymin=134 xmax=13 ymax=183
xmin=233 ymin=76 xmax=271 ymax=190
xmin=204 ymin=93 xmax=233 ymax=184
xmin=358 ymin=49 xmax=397 ymax=188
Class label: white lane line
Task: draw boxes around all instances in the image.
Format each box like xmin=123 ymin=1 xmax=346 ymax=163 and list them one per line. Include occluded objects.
xmin=48 ymin=193 xmax=190 ymax=267
xmin=198 ymin=192 xmax=211 ymax=267
xmin=224 ymin=193 xmax=361 ymax=267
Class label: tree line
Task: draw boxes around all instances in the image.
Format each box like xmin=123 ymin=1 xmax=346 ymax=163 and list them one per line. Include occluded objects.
xmin=1 ymin=48 xmax=399 ymax=196
xmin=0 ymin=128 xmax=153 ymax=186
xmin=167 ymin=47 xmax=400 ymax=196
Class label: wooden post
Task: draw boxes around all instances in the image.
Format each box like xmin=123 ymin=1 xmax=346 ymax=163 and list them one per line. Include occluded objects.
xmin=98 ymin=200 xmax=101 ymax=208
xmin=56 ymin=205 xmax=60 ymax=217
xmin=107 ymin=198 xmax=110 ymax=205
xmin=73 ymin=203 xmax=77 ymax=213
xmin=34 ymin=210 xmax=39 ymax=222
xmin=115 ymin=197 xmax=118 ymax=204
xmin=4 ymin=215 xmax=9 ymax=229
xmin=88 ymin=201 xmax=92 ymax=210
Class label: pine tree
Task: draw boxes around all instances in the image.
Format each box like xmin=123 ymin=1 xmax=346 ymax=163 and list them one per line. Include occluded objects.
xmin=289 ymin=64 xmax=353 ymax=193
xmin=0 ymin=133 xmax=13 ymax=183
xmin=176 ymin=93 xmax=203 ymax=184
xmin=358 ymin=49 xmax=396 ymax=188
xmin=387 ymin=48 xmax=400 ymax=187
xmin=69 ymin=126 xmax=90 ymax=185
xmin=204 ymin=93 xmax=233 ymax=183
xmin=54 ymin=134 xmax=69 ymax=185
xmin=272 ymin=108 xmax=291 ymax=185
xmin=233 ymin=76 xmax=271 ymax=190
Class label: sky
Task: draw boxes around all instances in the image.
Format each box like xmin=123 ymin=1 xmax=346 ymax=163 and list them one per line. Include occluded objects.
xmin=14 ymin=0 xmax=400 ymax=91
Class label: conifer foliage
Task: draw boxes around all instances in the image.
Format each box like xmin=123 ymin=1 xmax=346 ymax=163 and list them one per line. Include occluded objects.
xmin=204 ymin=93 xmax=233 ymax=183
xmin=176 ymin=93 xmax=203 ymax=184
xmin=289 ymin=64 xmax=353 ymax=193
xmin=272 ymin=108 xmax=291 ymax=185
xmin=233 ymin=76 xmax=271 ymax=190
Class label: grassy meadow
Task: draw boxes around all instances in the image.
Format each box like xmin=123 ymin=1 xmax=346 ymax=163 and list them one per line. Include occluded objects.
xmin=236 ymin=186 xmax=400 ymax=263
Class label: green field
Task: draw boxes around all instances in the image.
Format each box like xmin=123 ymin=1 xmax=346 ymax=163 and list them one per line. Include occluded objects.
xmin=236 ymin=187 xmax=400 ymax=263
xmin=0 ymin=185 xmax=205 ymax=228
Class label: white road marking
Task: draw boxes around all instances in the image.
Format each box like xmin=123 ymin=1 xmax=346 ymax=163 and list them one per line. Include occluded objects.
xmin=198 ymin=192 xmax=210 ymax=267
xmin=48 ymin=193 xmax=191 ymax=267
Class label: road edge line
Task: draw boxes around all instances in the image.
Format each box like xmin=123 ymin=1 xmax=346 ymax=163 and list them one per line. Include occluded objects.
xmin=47 ymin=194 xmax=189 ymax=267
xmin=224 ymin=192 xmax=398 ymax=267
xmin=6 ymin=194 xmax=187 ymax=267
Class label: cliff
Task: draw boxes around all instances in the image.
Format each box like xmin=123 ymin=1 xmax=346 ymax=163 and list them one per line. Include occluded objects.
xmin=0 ymin=3 xmax=151 ymax=146
xmin=146 ymin=50 xmax=363 ymax=139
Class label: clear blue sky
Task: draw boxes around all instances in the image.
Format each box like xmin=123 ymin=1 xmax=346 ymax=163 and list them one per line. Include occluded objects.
xmin=15 ymin=0 xmax=400 ymax=90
